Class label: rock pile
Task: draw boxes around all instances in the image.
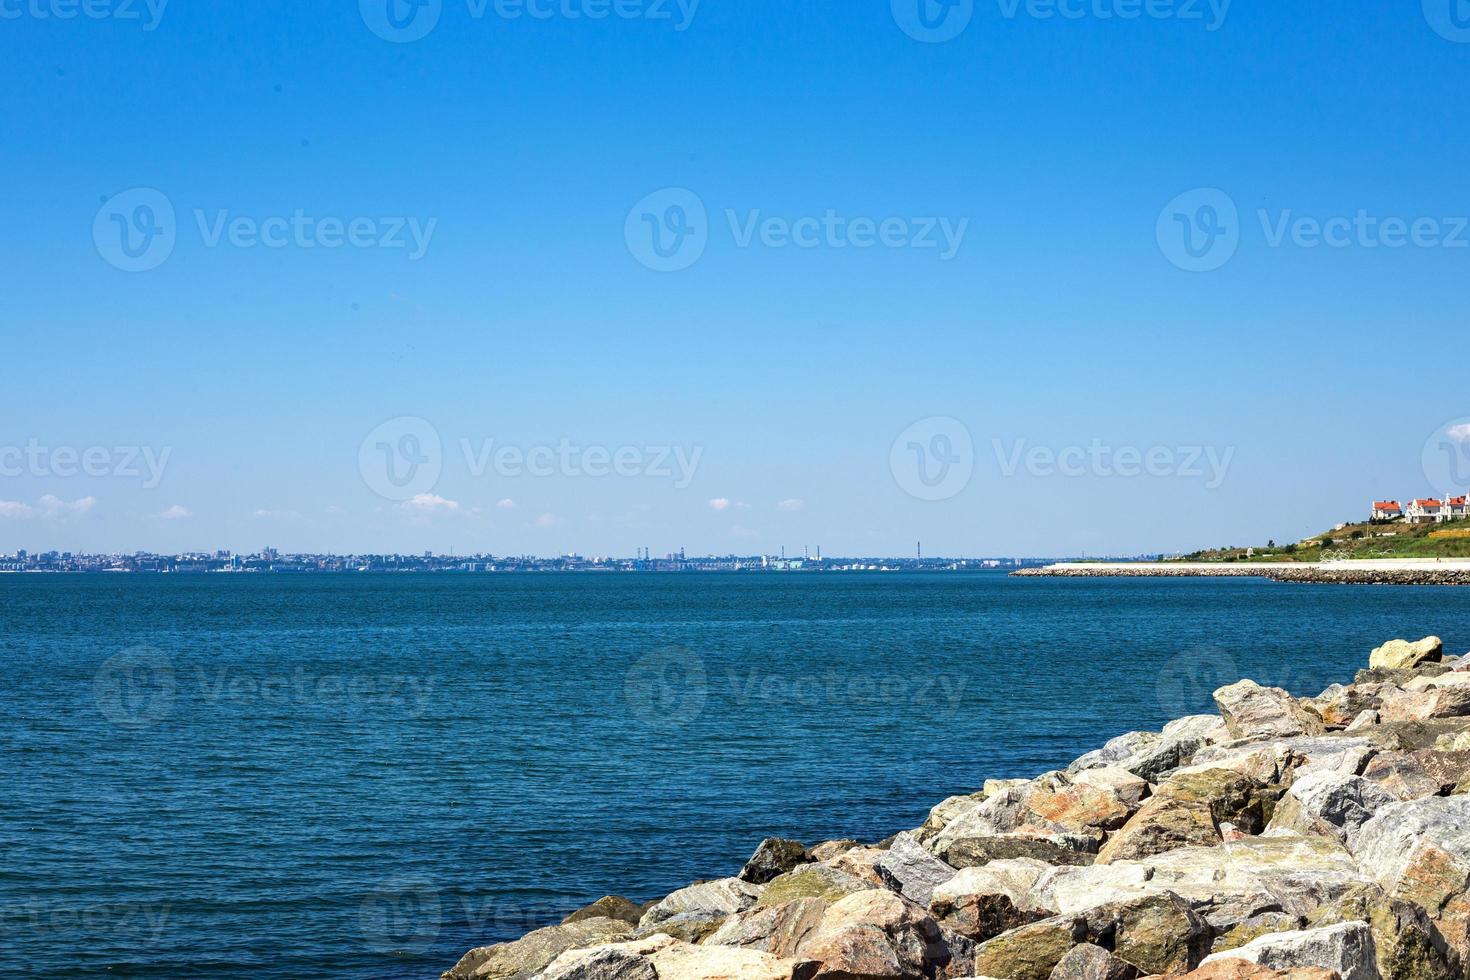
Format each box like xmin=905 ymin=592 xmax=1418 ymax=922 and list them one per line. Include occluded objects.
xmin=443 ymin=636 xmax=1470 ymax=980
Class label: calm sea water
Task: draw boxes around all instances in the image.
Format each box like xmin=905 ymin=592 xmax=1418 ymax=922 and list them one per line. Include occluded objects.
xmin=3 ymin=572 xmax=1468 ymax=977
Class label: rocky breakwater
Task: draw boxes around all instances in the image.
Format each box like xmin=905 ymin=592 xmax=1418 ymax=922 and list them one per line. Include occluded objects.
xmin=1266 ymin=568 xmax=1470 ymax=587
xmin=443 ymin=635 xmax=1470 ymax=980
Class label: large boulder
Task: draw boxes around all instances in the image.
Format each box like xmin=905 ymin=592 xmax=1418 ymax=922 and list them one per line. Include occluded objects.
xmin=942 ymin=832 xmax=1097 ymax=868
xmin=740 ymin=839 xmax=809 ymax=885
xmin=641 ymin=879 xmax=764 ymax=926
xmin=1379 ymin=685 xmax=1470 ymax=723
xmin=1067 ymin=716 xmax=1223 ymax=783
xmin=1268 ymin=771 xmax=1399 ymax=849
xmin=971 ymin=914 xmax=1088 ymax=980
xmin=1198 ymin=921 xmax=1378 ymax=980
xmin=927 ymin=860 xmax=1052 ymax=942
xmin=563 ymin=898 xmax=647 ymax=927
xmin=638 ymin=878 xmax=764 ymax=942
xmin=1097 ymin=768 xmax=1272 ymax=863
xmin=1046 ymin=942 xmax=1141 ymax=979
xmin=1178 ymin=961 xmax=1340 ymax=979
xmin=703 ymin=896 xmax=829 ymax=957
xmin=1360 ymin=751 xmax=1445 ymax=801
xmin=1079 ymin=891 xmax=1210 ymax=975
xmin=540 ymin=947 xmax=657 ymax=980
xmin=793 ymin=888 xmax=962 ymax=980
xmin=1214 ymin=680 xmax=1327 ymax=740
xmin=873 ymin=833 xmax=957 ymax=906
xmin=757 ymin=865 xmax=872 ymax=908
xmin=1353 ymin=796 xmax=1470 ymax=961
xmin=1371 ymin=637 xmax=1445 ymax=671
xmin=542 ymin=934 xmax=809 ymax=980
xmin=442 ymin=917 xmax=634 ymax=980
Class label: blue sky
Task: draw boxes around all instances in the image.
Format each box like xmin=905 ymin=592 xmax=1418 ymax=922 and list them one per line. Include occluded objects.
xmin=3 ymin=0 xmax=1469 ymax=557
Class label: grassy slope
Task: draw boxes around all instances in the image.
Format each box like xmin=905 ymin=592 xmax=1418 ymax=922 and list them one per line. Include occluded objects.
xmin=1173 ymin=517 xmax=1470 ymax=563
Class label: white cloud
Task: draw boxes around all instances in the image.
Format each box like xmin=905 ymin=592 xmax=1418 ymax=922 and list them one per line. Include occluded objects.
xmin=1 ymin=496 xmax=98 ymax=519
xmin=731 ymin=525 xmax=757 ymax=538
xmin=159 ymin=505 xmax=192 ymax=520
xmin=776 ymin=498 xmax=805 ymax=512
xmin=496 ymin=498 xmax=516 ymax=510
xmin=400 ymin=493 xmax=461 ymax=514
xmin=1449 ymin=423 xmax=1470 ymax=443
xmin=535 ymin=512 xmax=558 ymax=527
xmin=708 ymin=498 xmax=731 ymax=511
xmin=325 ymin=504 xmax=346 ymax=515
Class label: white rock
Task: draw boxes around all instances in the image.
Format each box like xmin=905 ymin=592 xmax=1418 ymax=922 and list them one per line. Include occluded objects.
xmin=1199 ymin=920 xmax=1379 ymax=980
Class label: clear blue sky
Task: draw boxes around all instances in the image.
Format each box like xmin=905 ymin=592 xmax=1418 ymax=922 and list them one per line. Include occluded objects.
xmin=4 ymin=1 xmax=1469 ymax=557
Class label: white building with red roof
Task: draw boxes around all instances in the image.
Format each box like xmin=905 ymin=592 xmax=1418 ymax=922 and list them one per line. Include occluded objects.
xmin=1405 ymin=499 xmax=1445 ymax=524
xmin=1371 ymin=500 xmax=1402 ymax=521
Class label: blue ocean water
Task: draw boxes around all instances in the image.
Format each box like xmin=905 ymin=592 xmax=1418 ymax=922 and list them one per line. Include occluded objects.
xmin=2 ymin=572 xmax=1468 ymax=977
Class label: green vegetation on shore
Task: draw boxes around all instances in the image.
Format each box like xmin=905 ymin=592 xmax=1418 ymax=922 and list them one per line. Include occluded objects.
xmin=1174 ymin=517 xmax=1470 ymax=563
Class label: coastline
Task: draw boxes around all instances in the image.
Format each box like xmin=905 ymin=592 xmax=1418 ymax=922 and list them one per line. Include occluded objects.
xmin=1013 ymin=559 xmax=1470 ymax=586
xmin=441 ymin=636 xmax=1470 ymax=980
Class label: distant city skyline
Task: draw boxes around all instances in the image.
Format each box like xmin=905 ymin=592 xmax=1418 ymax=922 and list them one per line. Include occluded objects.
xmin=4 ymin=4 xmax=1470 ymax=557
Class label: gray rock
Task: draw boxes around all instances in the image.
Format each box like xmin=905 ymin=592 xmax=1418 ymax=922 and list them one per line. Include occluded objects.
xmin=1269 ymin=770 xmax=1398 ymax=849
xmin=943 ymin=833 xmax=1097 ymax=868
xmin=873 ymin=831 xmax=957 ymax=906
xmin=1047 ymin=942 xmax=1141 ymax=979
xmin=1214 ymin=680 xmax=1326 ymax=740
xmin=639 ymin=877 xmax=763 ymax=927
xmin=540 ymin=947 xmax=657 ymax=980
xmin=442 ymin=917 xmax=633 ymax=980
xmin=739 ymin=838 xmax=809 ymax=884
xmin=562 ymin=897 xmax=646 ymax=927
xmin=1199 ymin=920 xmax=1379 ymax=980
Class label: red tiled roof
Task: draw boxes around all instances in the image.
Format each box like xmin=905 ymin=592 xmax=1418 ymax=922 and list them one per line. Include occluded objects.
xmin=1413 ymin=499 xmax=1443 ymax=507
xmin=1374 ymin=501 xmax=1401 ymax=510
xmin=1449 ymin=496 xmax=1468 ymax=506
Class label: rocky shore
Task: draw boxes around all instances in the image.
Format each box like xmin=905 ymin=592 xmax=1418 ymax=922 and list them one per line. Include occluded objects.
xmin=1014 ymin=564 xmax=1470 ymax=586
xmin=442 ymin=635 xmax=1470 ymax=980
